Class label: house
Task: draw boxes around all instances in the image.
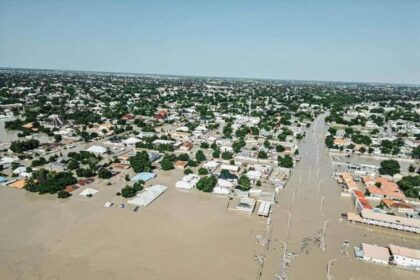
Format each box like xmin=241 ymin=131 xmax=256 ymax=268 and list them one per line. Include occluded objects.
xmin=179 ymin=141 xmax=193 ymax=151
xmin=8 ymin=178 xmax=27 ymax=189
xmin=80 ymin=188 xmax=99 ymax=197
xmin=86 ymin=145 xmax=107 ymax=155
xmin=127 ymin=185 xmax=168 ymax=207
xmin=122 ymin=137 xmax=141 ymax=146
xmin=175 ymin=174 xmax=199 ymax=190
xmin=355 ymin=197 xmax=373 ymax=212
xmin=220 ymin=164 xmax=240 ymax=173
xmin=218 ymin=170 xmax=238 ymax=182
xmin=203 ymin=161 xmax=220 ymax=172
xmin=389 ymin=244 xmax=420 ymax=269
xmin=131 ymin=172 xmax=156 ymax=182
xmin=246 ymin=170 xmax=262 ymax=181
xmin=235 ymin=197 xmax=256 ymax=214
xmin=213 ymin=179 xmax=233 ymax=195
xmin=381 ymin=199 xmax=414 ymax=213
xmin=361 ymin=243 xmax=390 ymax=265
xmin=366 ymin=177 xmax=406 ymax=200
xmin=174 ymin=160 xmax=188 ymax=170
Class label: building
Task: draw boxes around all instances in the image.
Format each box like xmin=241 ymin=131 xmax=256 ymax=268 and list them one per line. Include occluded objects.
xmin=389 ymin=244 xmax=420 ymax=269
xmin=175 ymin=174 xmax=199 ymax=190
xmin=361 ymin=243 xmax=390 ymax=265
xmin=127 ymin=185 xmax=167 ymax=207
xmin=86 ymin=145 xmax=107 ymax=155
xmin=347 ymin=209 xmax=420 ymax=234
xmin=131 ymin=172 xmax=156 ymax=183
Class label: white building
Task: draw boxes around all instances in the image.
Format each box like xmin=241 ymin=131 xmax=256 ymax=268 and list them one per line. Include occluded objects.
xmin=361 ymin=243 xmax=390 ymax=265
xmin=175 ymin=174 xmax=200 ymax=190
xmin=390 ymin=244 xmax=420 ymax=269
xmin=86 ymin=145 xmax=107 ymax=155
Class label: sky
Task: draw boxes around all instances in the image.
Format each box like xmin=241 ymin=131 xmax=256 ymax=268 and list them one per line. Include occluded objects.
xmin=0 ymin=0 xmax=419 ymax=84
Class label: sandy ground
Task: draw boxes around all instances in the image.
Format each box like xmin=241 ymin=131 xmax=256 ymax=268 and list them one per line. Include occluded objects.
xmin=260 ymin=115 xmax=420 ymax=280
xmin=0 ymin=167 xmax=268 ymax=280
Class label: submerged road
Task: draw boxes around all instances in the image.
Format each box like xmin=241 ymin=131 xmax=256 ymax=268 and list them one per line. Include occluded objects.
xmin=260 ymin=114 xmax=419 ymax=280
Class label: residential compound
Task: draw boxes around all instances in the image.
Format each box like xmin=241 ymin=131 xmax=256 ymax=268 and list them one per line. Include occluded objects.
xmin=0 ymin=69 xmax=419 ymax=278
xmin=323 ymin=93 xmax=420 ymax=273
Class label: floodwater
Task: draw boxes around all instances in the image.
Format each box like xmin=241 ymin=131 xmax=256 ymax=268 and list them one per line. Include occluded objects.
xmin=0 ymin=167 xmax=266 ymax=280
xmin=0 ymin=115 xmax=419 ymax=280
xmin=260 ymin=115 xmax=419 ymax=280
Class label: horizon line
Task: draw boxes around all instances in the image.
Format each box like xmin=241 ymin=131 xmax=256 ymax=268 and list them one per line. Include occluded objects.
xmin=1 ymin=66 xmax=419 ymax=87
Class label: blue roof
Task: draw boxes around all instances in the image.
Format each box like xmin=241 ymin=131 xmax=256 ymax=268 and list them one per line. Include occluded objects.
xmin=131 ymin=172 xmax=156 ymax=182
xmin=0 ymin=176 xmax=7 ymax=183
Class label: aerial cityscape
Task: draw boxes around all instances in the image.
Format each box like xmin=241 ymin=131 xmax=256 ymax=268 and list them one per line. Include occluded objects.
xmin=0 ymin=1 xmax=419 ymax=280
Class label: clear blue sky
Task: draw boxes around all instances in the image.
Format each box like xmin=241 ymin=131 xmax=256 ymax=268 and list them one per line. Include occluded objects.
xmin=1 ymin=0 xmax=419 ymax=84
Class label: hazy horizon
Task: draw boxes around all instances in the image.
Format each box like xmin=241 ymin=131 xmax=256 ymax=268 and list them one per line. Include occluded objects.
xmin=1 ymin=0 xmax=419 ymax=84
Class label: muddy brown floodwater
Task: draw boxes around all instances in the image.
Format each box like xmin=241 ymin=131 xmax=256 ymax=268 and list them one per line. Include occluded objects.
xmin=0 ymin=115 xmax=419 ymax=280
xmin=261 ymin=114 xmax=419 ymax=280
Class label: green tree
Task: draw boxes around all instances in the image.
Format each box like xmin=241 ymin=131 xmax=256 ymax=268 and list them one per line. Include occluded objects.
xmin=221 ymin=151 xmax=232 ymax=160
xmin=57 ymin=190 xmax=71 ymax=198
xmin=278 ymin=155 xmax=293 ymax=168
xmin=238 ymin=175 xmax=251 ymax=191
xmin=196 ymin=176 xmax=217 ymax=192
xmin=98 ymin=168 xmax=112 ymax=179
xmin=195 ymin=150 xmax=206 ymax=163
xmin=198 ymin=167 xmax=209 ymax=175
xmin=129 ymin=151 xmax=152 ymax=173
xmin=379 ymin=160 xmax=400 ymax=176
xmin=258 ymin=150 xmax=268 ymax=159
xmin=121 ymin=186 xmax=137 ymax=198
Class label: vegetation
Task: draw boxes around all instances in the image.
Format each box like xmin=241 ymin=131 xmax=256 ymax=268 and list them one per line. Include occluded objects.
xmin=25 ymin=169 xmax=77 ymax=194
xmin=196 ymin=176 xmax=217 ymax=192
xmin=278 ymin=155 xmax=293 ymax=168
xmin=129 ymin=151 xmax=152 ymax=173
xmin=238 ymin=175 xmax=251 ymax=191
xmin=397 ymin=176 xmax=420 ymax=198
xmin=10 ymin=139 xmax=40 ymax=153
xmin=379 ymin=160 xmax=400 ymax=176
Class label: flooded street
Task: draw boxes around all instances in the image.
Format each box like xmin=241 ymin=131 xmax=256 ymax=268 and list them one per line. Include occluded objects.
xmin=261 ymin=115 xmax=419 ymax=280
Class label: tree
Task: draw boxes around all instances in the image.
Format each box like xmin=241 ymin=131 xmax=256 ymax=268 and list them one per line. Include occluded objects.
xmin=98 ymin=168 xmax=112 ymax=179
xmin=212 ymin=149 xmax=220 ymax=158
xmin=200 ymin=142 xmax=209 ymax=149
xmin=195 ymin=150 xmax=206 ymax=163
xmin=196 ymin=176 xmax=217 ymax=192
xmin=177 ymin=153 xmax=190 ymax=161
xmin=328 ymin=127 xmax=337 ymax=136
xmin=258 ymin=150 xmax=268 ymax=159
xmin=121 ymin=186 xmax=137 ymax=198
xmin=10 ymin=139 xmax=40 ymax=153
xmin=184 ymin=168 xmax=193 ymax=175
xmin=276 ymin=145 xmax=285 ymax=152
xmin=238 ymin=175 xmax=251 ymax=191
xmin=67 ymin=160 xmax=79 ymax=170
xmin=221 ymin=151 xmax=232 ymax=160
xmin=133 ymin=181 xmax=144 ymax=192
xmin=57 ymin=190 xmax=71 ymax=198
xmin=398 ymin=175 xmax=420 ymax=198
xmin=413 ymin=145 xmax=420 ymax=159
xmin=54 ymin=134 xmax=62 ymax=142
xmin=325 ymin=135 xmax=334 ymax=148
xmin=129 ymin=151 xmax=152 ymax=173
xmin=161 ymin=154 xmax=175 ymax=170
xmin=408 ymin=165 xmax=415 ymax=173
xmin=379 ymin=160 xmax=400 ymax=176
xmin=198 ymin=167 xmax=209 ymax=175
xmin=278 ymin=155 xmax=293 ymax=168
xmin=25 ymin=169 xmax=77 ymax=195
